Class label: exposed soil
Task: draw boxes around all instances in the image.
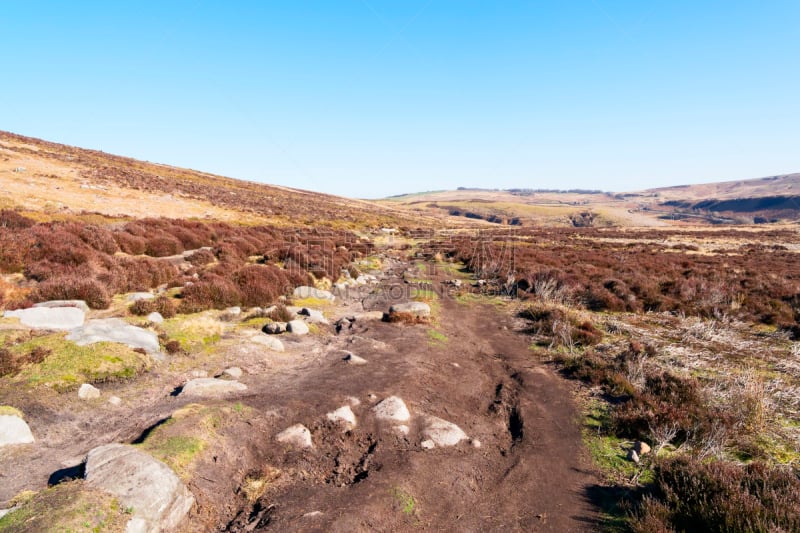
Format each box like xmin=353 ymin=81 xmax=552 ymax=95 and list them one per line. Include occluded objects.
xmin=1 ymin=257 xmax=600 ymax=531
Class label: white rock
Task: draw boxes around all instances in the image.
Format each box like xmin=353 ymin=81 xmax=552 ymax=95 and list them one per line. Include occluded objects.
xmin=33 ymin=300 xmax=90 ymax=312
xmin=421 ymin=439 xmax=436 ymax=449
xmin=127 ymin=292 xmax=155 ymax=302
xmin=421 ymin=415 xmax=468 ymax=447
xmin=67 ymin=318 xmax=159 ymax=354
xmin=146 ymin=312 xmax=164 ymax=324
xmin=222 ymin=367 xmax=243 ymax=379
xmin=287 ymin=320 xmax=309 ymax=335
xmin=395 ymin=425 xmax=410 ymax=435
xmin=84 ymin=444 xmax=194 ymax=533
xmin=388 ymin=301 xmax=431 ymax=318
xmin=225 ymin=306 xmax=241 ymax=315
xmin=180 ymin=378 xmax=247 ymax=397
xmin=262 ymin=322 xmax=287 ymax=334
xmin=471 ymin=439 xmax=482 ymax=449
xmin=78 ymin=383 xmax=101 ymax=400
xmin=343 ymin=353 xmax=367 ymax=365
xmin=190 ymin=370 xmax=208 ymax=378
xmin=0 ymin=415 xmax=35 ymax=446
xmin=108 ymin=396 xmax=122 ymax=406
xmin=326 ymin=406 xmax=357 ymax=429
xmin=276 ymin=424 xmax=313 ymax=449
xmin=373 ymin=396 xmax=411 ymax=423
xmin=4 ymin=307 xmax=85 ymax=330
xmin=345 ymin=396 xmax=361 ymax=407
xmin=249 ymin=334 xmax=285 ymax=352
xmin=293 ymin=286 xmax=335 ymax=302
xmin=299 ymin=308 xmax=328 ymax=324
xmin=303 ymin=511 xmax=323 ymax=518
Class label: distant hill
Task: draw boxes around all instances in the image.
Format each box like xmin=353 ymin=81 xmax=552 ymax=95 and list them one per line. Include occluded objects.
xmin=0 ymin=131 xmax=424 ymax=229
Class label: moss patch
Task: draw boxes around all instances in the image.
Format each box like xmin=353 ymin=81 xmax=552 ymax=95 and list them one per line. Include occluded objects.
xmin=0 ymin=405 xmax=24 ymax=418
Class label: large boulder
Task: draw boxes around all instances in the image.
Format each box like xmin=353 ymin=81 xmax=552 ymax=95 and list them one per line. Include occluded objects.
xmin=180 ymin=378 xmax=247 ymax=397
xmin=249 ymin=334 xmax=285 ymax=352
xmin=33 ymin=300 xmax=90 ymax=312
xmin=0 ymin=414 xmax=35 ymax=447
xmin=66 ymin=318 xmax=159 ymax=354
xmin=373 ymin=396 xmax=411 ymax=423
xmin=84 ymin=443 xmax=194 ymax=533
xmin=3 ymin=306 xmax=85 ymax=330
xmin=388 ymin=302 xmax=431 ymax=318
xmin=421 ymin=415 xmax=468 ymax=447
xmin=293 ymin=286 xmax=335 ymax=302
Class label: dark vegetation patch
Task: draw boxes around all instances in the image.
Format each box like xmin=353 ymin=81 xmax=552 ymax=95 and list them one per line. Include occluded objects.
xmin=0 ymin=214 xmax=372 ymax=313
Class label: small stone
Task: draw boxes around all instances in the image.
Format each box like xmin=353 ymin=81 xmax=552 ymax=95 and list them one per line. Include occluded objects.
xmin=367 ymin=394 xmax=378 ymax=402
xmin=190 ymin=370 xmax=208 ymax=378
xmin=108 ymin=396 xmax=122 ymax=406
xmin=421 ymin=415 xmax=468 ymax=447
xmin=0 ymin=415 xmax=35 ymax=446
xmin=303 ymin=511 xmax=323 ymax=519
xmin=471 ymin=439 xmax=482 ymax=449
xmin=225 ymin=306 xmax=241 ymax=316
xmin=287 ymin=320 xmax=309 ymax=335
xmin=127 ymin=292 xmax=154 ymax=302
xmin=326 ymin=406 xmax=357 ymax=429
xmin=262 ymin=322 xmax=286 ymax=334
xmin=373 ymin=396 xmax=411 ymax=423
xmin=634 ymin=441 xmax=651 ymax=455
xmin=276 ymin=424 xmax=313 ymax=449
xmin=222 ymin=367 xmax=243 ymax=379
xmin=146 ymin=312 xmax=164 ymax=324
xmin=395 ymin=425 xmax=410 ymax=435
xmin=78 ymin=383 xmax=101 ymax=400
xmin=299 ymin=308 xmax=328 ymax=324
xmin=421 ymin=439 xmax=436 ymax=449
xmin=343 ymin=353 xmax=367 ymax=365
xmin=627 ymin=449 xmax=640 ymax=464
xmin=180 ymin=378 xmax=247 ymax=397
xmin=345 ymin=396 xmax=361 ymax=407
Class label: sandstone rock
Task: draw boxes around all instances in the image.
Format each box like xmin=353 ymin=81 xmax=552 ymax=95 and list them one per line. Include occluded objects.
xmin=67 ymin=318 xmax=159 ymax=354
xmin=299 ymin=308 xmax=328 ymax=324
xmin=343 ymin=353 xmax=367 ymax=365
xmin=421 ymin=415 xmax=468 ymax=447
xmin=373 ymin=396 xmax=411 ymax=423
xmin=84 ymin=444 xmax=194 ymax=533
xmin=0 ymin=415 xmax=34 ymax=446
xmin=249 ymin=334 xmax=285 ymax=352
xmin=276 ymin=424 xmax=313 ymax=449
xmin=78 ymin=383 xmax=101 ymax=400
xmin=471 ymin=439 xmax=482 ymax=449
xmin=262 ymin=322 xmax=286 ymax=334
xmin=180 ymin=378 xmax=247 ymax=397
xmin=146 ymin=312 xmax=164 ymax=324
xmin=108 ymin=396 xmax=122 ymax=407
xmin=293 ymin=286 xmax=335 ymax=302
xmin=287 ymin=320 xmax=309 ymax=335
xmin=126 ymin=292 xmax=154 ymax=302
xmin=222 ymin=367 xmax=243 ymax=379
xmin=33 ymin=300 xmax=90 ymax=312
xmin=326 ymin=406 xmax=357 ymax=429
xmin=388 ymin=301 xmax=431 ymax=318
xmin=4 ymin=307 xmax=85 ymax=330
xmin=634 ymin=441 xmax=651 ymax=455
xmin=421 ymin=439 xmax=436 ymax=449
xmin=225 ymin=306 xmax=241 ymax=316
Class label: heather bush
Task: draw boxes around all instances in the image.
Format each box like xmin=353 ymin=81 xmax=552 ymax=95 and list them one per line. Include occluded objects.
xmin=144 ymin=233 xmax=183 ymax=257
xmin=129 ymin=299 xmax=154 ymax=316
xmin=631 ymin=457 xmax=800 ymax=533
xmin=0 ymin=348 xmax=16 ymax=376
xmin=178 ymin=274 xmax=242 ymax=313
xmin=113 ymin=231 xmax=147 ymax=255
xmin=185 ymin=248 xmax=215 ymax=266
xmin=31 ymin=276 xmax=111 ymax=309
xmin=77 ymin=224 xmax=119 ymax=254
xmin=231 ymin=264 xmax=291 ymax=307
xmin=0 ymin=209 xmax=35 ymax=229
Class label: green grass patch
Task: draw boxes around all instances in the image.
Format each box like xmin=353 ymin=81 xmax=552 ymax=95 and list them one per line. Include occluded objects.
xmin=0 ymin=481 xmax=128 ymax=533
xmin=0 ymin=405 xmax=24 ymax=418
xmin=11 ymin=334 xmax=149 ymax=391
xmin=390 ymin=487 xmax=417 ymax=516
xmin=291 ymin=296 xmax=334 ymax=309
xmin=160 ymin=313 xmax=226 ymax=353
xmin=426 ymin=329 xmax=449 ymax=345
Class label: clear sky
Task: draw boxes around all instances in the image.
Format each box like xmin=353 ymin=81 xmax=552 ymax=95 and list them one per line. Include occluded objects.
xmin=2 ymin=1 xmax=798 ymax=198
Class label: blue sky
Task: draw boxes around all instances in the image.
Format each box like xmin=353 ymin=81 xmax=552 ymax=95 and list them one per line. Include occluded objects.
xmin=2 ymin=1 xmax=798 ymax=198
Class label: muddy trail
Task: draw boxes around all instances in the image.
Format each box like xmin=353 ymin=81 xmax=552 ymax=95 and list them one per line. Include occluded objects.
xmin=1 ymin=258 xmax=600 ymax=532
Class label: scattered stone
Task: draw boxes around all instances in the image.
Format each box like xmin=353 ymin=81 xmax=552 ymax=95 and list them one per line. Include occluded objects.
xmin=627 ymin=449 xmax=640 ymax=464
xmin=287 ymin=320 xmax=309 ymax=335
xmin=190 ymin=370 xmax=208 ymax=378
xmin=78 ymin=383 xmax=101 ymax=400
xmin=343 ymin=353 xmax=367 ymax=365
xmin=276 ymin=424 xmax=313 ymax=449
xmin=262 ymin=322 xmax=287 ymax=334
xmin=3 ymin=306 xmax=85 ymax=330
xmin=303 ymin=511 xmax=323 ymax=519
xmin=180 ymin=378 xmax=247 ymax=397
xmin=0 ymin=415 xmax=35 ymax=446
xmin=127 ymin=292 xmax=155 ymax=302
xmin=395 ymin=425 xmax=410 ymax=436
xmin=345 ymin=396 xmax=361 ymax=407
xmin=67 ymin=318 xmax=160 ymax=354
xmin=108 ymin=396 xmax=122 ymax=407
xmin=634 ymin=441 xmax=651 ymax=456
xmin=293 ymin=286 xmax=335 ymax=302
xmin=452 ymin=363 xmax=461 ymax=368
xmin=421 ymin=439 xmax=436 ymax=450
xmin=354 ymin=311 xmax=385 ymax=321
xmin=84 ymin=444 xmax=194 ymax=533
xmin=421 ymin=415 xmax=468 ymax=447
xmin=388 ymin=301 xmax=431 ymax=318
xmin=299 ymin=308 xmax=328 ymax=324
xmin=146 ymin=312 xmax=164 ymax=324
xmin=471 ymin=439 xmax=482 ymax=449
xmin=32 ymin=300 xmax=90 ymax=312
xmin=373 ymin=396 xmax=411 ymax=423
xmin=326 ymin=406 xmax=357 ymax=429
xmin=249 ymin=334 xmax=285 ymax=352
xmin=225 ymin=306 xmax=241 ymax=316
xmin=367 ymin=394 xmax=378 ymax=402
xmin=222 ymin=367 xmax=243 ymax=379
xmin=335 ymin=317 xmax=353 ymax=333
